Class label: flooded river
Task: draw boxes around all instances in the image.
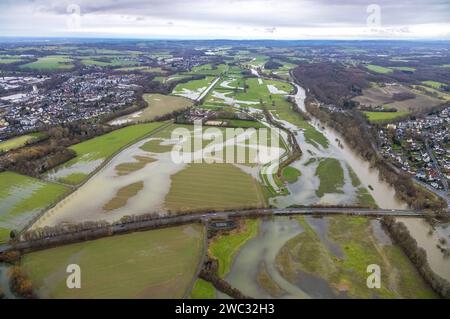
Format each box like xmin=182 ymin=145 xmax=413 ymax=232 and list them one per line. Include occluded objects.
xmin=220 ymin=216 xmax=406 ymax=299
xmin=283 ymin=81 xmax=450 ymax=282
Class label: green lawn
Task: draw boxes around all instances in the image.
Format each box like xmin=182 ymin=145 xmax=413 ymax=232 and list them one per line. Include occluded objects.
xmin=21 ymin=56 xmax=74 ymax=70
xmin=364 ymin=111 xmax=409 ymax=123
xmin=0 ymin=133 xmax=44 ymax=153
xmin=366 ymin=64 xmax=393 ymax=74
xmin=316 ymin=158 xmax=344 ymax=197
xmin=21 ymin=224 xmax=205 ymax=299
xmin=0 ymin=172 xmax=70 ymax=243
xmin=209 ymin=219 xmax=260 ymax=278
xmin=190 ymin=279 xmax=216 ymax=299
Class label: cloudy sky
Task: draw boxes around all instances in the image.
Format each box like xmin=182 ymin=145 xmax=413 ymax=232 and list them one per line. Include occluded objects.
xmin=0 ymin=0 xmax=449 ymax=39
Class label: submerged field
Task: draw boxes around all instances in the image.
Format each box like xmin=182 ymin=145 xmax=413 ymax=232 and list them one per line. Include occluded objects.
xmin=22 ymin=224 xmax=205 ymax=299
xmin=173 ymin=76 xmax=216 ymax=100
xmin=0 ymin=172 xmax=69 ymax=243
xmin=219 ymin=217 xmax=436 ymax=299
xmin=46 ymin=122 xmax=167 ymax=185
xmin=35 ymin=123 xmax=273 ymax=227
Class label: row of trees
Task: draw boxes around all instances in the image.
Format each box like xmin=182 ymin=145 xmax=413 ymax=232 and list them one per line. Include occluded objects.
xmin=382 ymin=217 xmax=450 ymax=298
xmin=8 ymin=266 xmax=35 ymax=299
xmin=0 ymin=122 xmax=118 ymax=176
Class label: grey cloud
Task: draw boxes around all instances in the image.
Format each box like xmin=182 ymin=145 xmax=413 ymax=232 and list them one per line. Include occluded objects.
xmin=6 ymin=0 xmax=450 ymax=27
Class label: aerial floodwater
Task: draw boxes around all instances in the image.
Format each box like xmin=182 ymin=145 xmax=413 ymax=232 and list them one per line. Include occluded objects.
xmin=286 ymin=82 xmax=450 ymax=283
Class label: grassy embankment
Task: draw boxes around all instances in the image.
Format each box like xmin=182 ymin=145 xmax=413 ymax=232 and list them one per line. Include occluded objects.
xmin=209 ymin=219 xmax=260 ymax=278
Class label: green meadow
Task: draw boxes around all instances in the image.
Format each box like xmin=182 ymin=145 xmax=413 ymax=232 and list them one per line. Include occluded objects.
xmin=22 ymin=224 xmax=205 ymax=298
xmin=21 ymin=56 xmax=74 ymax=70
xmin=364 ymin=111 xmax=409 ymax=123
xmin=0 ymin=133 xmax=44 ymax=153
xmin=0 ymin=172 xmax=70 ymax=243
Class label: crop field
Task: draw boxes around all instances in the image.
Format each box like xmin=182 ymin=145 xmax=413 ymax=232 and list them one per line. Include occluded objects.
xmin=164 ymin=163 xmax=267 ymax=213
xmin=315 ymin=158 xmax=344 ymax=197
xmin=353 ymin=84 xmax=443 ymax=112
xmin=364 ymin=111 xmax=410 ymax=123
xmin=173 ymin=76 xmax=216 ymax=100
xmin=391 ymin=66 xmax=416 ymax=72
xmin=46 ymin=122 xmax=167 ymax=185
xmin=413 ymin=85 xmax=450 ymax=101
xmin=189 ymin=64 xmax=228 ymax=76
xmin=209 ymin=219 xmax=260 ymax=278
xmin=0 ymin=56 xmax=25 ymax=64
xmin=80 ymin=56 xmax=140 ymax=67
xmin=365 ymin=64 xmax=393 ymax=74
xmin=20 ymin=56 xmax=74 ymax=70
xmin=276 ymin=217 xmax=437 ymax=298
xmin=0 ymin=133 xmax=44 ymax=152
xmin=0 ymin=172 xmax=70 ymax=243
xmin=422 ymin=80 xmax=447 ymax=89
xmin=21 ymin=224 xmax=205 ymax=299
xmin=385 ymin=94 xmax=442 ymax=112
xmin=116 ymin=66 xmax=166 ymax=73
xmin=110 ymin=94 xmax=193 ymax=125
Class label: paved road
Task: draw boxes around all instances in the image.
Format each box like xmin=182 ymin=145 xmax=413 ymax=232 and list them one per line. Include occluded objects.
xmin=0 ymin=207 xmax=430 ymax=254
xmin=196 ymin=76 xmax=221 ymax=102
